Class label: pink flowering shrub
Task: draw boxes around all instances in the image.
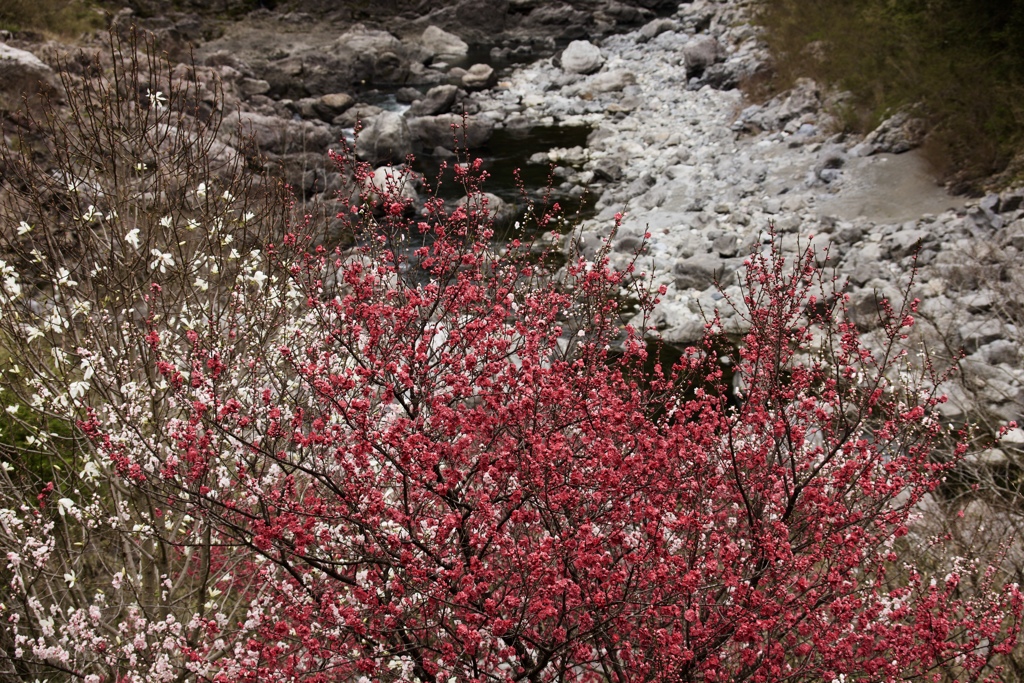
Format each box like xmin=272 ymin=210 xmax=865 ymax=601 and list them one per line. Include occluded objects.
xmin=0 ymin=34 xmax=1021 ymax=683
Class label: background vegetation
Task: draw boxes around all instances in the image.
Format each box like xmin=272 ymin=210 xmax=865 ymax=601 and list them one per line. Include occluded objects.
xmin=754 ymin=0 xmax=1024 ymax=193
xmin=0 ymin=0 xmax=110 ymax=35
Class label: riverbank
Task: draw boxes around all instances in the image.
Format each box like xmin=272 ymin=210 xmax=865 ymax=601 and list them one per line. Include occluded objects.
xmin=468 ymin=0 xmax=1023 ymax=433
xmin=2 ymin=0 xmax=1021 ymax=433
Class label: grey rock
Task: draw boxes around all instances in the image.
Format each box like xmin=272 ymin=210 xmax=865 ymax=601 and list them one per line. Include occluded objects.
xmin=587 ymin=125 xmax=616 ymax=148
xmin=980 ymin=193 xmax=1001 ymax=215
xmin=887 ymin=228 xmax=932 ymax=259
xmin=702 ymin=60 xmax=742 ymax=90
xmin=455 ymin=192 xmax=515 ymax=226
xmin=406 ymin=84 xmax=459 ymax=117
xmin=355 ymin=111 xmax=413 ymax=165
xmin=395 ymin=87 xmax=423 ymax=104
xmin=223 ymin=112 xmax=334 ymax=155
xmin=961 ymin=290 xmax=996 ymax=313
xmin=418 ymin=25 xmax=469 ymax=61
xmin=638 ymin=17 xmax=680 ymax=42
xmin=315 ymin=92 xmax=355 ymax=121
xmin=324 ymin=26 xmax=410 ymax=90
xmin=979 ymin=339 xmax=1019 ymax=366
xmin=677 ymin=0 xmax=718 ymax=31
xmin=238 ymin=78 xmax=271 ymax=97
xmin=332 ymin=104 xmax=383 ymax=128
xmin=373 ymin=51 xmax=409 ymax=85
xmin=673 ymin=254 xmax=736 ymax=290
xmin=933 ymin=380 xmax=972 ymax=422
xmin=363 ymin=165 xmax=419 ymax=208
xmin=407 ymin=114 xmax=493 ymax=150
xmin=808 ymin=232 xmax=836 ymax=266
xmin=662 ymin=318 xmax=707 ymax=345
xmin=561 ymin=40 xmax=605 ymax=75
xmin=968 ymin=205 xmax=1004 ymax=231
xmin=291 ymin=97 xmax=321 ymax=120
xmin=462 ymin=63 xmax=497 ymax=91
xmin=269 ymin=151 xmax=331 ymax=197
xmin=682 ymin=35 xmax=722 ymax=78
xmin=433 ymin=145 xmax=456 ymax=160
xmin=959 ymin=319 xmax=1007 ymax=354
xmin=860 ymin=111 xmax=927 ymax=155
xmin=712 ymin=232 xmax=739 ymax=257
xmin=1000 ymin=189 xmax=1024 ymax=213
xmin=814 ymin=146 xmax=847 ymax=176
xmin=760 ymin=78 xmax=820 ymax=129
xmin=592 ymin=158 xmax=623 ymax=182
xmin=842 ymin=245 xmax=889 ymax=286
xmin=0 ymin=42 xmax=57 ymax=110
xmin=257 ymin=55 xmax=307 ymax=99
xmin=846 ymin=280 xmax=902 ymax=330
xmin=578 ymin=69 xmax=636 ymax=95
xmin=836 ymin=223 xmax=864 ymax=244
xmin=523 ymin=4 xmax=591 ymax=38
xmin=614 ymin=235 xmax=644 ymax=253
xmin=407 ymin=61 xmax=446 ymax=86
xmin=455 ymin=0 xmax=509 ymax=35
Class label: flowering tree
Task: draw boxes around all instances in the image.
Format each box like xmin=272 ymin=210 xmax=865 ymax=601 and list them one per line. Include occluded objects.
xmin=0 ymin=33 xmax=1022 ymax=683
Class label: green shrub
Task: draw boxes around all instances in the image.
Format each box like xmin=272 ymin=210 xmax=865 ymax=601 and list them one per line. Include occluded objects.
xmin=753 ymin=0 xmax=1024 ymax=193
xmin=0 ymin=0 xmax=108 ymax=36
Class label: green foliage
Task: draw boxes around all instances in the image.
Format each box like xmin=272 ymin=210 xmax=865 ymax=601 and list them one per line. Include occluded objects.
xmin=754 ymin=0 xmax=1024 ymax=192
xmin=0 ymin=0 xmax=107 ymax=36
xmin=0 ymin=388 xmax=78 ymax=486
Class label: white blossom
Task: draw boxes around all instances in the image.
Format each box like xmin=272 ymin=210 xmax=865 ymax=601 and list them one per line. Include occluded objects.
xmin=55 ymin=267 xmax=77 ymax=288
xmin=125 ymin=229 xmax=141 ymax=250
xmin=149 ymin=250 xmax=174 ymax=273
xmin=57 ymin=498 xmax=75 ymax=517
xmin=69 ymin=381 xmax=89 ymax=399
xmin=147 ymin=89 xmax=167 ymax=109
xmin=77 ymin=205 xmax=101 ymax=222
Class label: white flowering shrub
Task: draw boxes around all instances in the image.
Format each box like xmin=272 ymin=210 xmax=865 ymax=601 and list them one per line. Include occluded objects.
xmin=0 ymin=30 xmax=305 ymax=681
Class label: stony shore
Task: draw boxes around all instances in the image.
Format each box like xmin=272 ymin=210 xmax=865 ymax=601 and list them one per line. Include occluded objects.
xmin=470 ymin=0 xmax=1024 ymax=434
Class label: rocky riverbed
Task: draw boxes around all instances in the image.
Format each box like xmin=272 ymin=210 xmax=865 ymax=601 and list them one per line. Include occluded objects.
xmin=469 ymin=0 xmax=1024 ymax=436
xmin=2 ymin=0 xmax=1022 ymax=437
